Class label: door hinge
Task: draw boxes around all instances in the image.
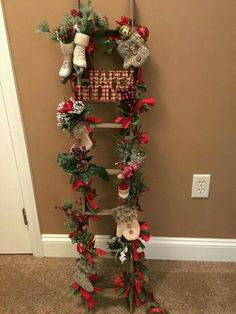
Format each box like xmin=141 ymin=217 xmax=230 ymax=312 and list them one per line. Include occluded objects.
xmin=22 ymin=208 xmax=28 ymax=225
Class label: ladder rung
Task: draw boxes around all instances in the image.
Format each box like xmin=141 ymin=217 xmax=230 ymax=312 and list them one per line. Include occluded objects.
xmin=98 ymin=248 xmax=118 ymax=259
xmin=106 ymin=168 xmax=120 ymax=175
xmin=85 ymin=209 xmax=112 ymax=216
xmin=100 ymin=288 xmax=120 ymax=298
xmin=95 ymin=123 xmax=122 ymax=128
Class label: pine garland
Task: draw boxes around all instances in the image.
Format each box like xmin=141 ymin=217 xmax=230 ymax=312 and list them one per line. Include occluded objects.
xmin=38 ymin=1 xmax=169 ymax=313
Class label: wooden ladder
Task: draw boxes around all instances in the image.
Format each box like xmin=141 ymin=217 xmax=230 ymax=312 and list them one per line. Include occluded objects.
xmin=81 ymin=123 xmax=135 ymax=313
xmin=80 ymin=1 xmax=135 ymax=312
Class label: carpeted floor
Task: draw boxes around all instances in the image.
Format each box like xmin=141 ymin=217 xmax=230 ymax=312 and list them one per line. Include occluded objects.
xmin=0 ymin=255 xmax=235 ymax=314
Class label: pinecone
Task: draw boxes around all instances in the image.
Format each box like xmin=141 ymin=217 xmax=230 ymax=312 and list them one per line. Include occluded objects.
xmin=77 ymin=160 xmax=89 ymax=172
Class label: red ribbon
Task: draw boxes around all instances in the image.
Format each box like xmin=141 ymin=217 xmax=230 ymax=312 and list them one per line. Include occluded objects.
xmin=134 ymin=97 xmax=155 ymax=113
xmin=86 ymin=194 xmax=98 ymax=210
xmin=150 ymin=308 xmax=167 ymax=314
xmin=86 ymin=185 xmax=98 ymax=210
xmin=116 ymin=15 xmax=130 ymax=26
xmin=140 ymin=221 xmax=149 ymax=231
xmin=123 ymin=286 xmax=131 ymax=298
xmin=77 ymin=243 xmax=86 ymax=254
xmin=131 ymin=241 xmax=139 ymax=261
xmin=95 ymin=248 xmax=106 ymax=256
xmin=135 ymin=68 xmax=145 ymax=85
xmin=139 ymin=132 xmax=150 ymax=144
xmin=140 ymin=232 xmax=151 ymax=242
xmin=136 ymin=269 xmax=145 ymax=283
xmin=86 ymin=252 xmax=93 ymax=266
xmin=72 ymin=275 xmax=101 ymax=310
xmin=114 ymin=275 xmax=125 ymax=288
xmin=87 ymin=38 xmax=95 ymax=55
xmin=115 ymin=115 xmax=132 ymax=129
xmin=72 ymin=178 xmax=85 ymax=192
xmin=134 ymin=290 xmax=143 ymax=307
xmin=85 ymin=115 xmax=102 ymax=124
xmin=115 ymin=97 xmax=154 ymax=129
xmin=80 ymin=288 xmax=95 ymax=309
xmin=134 ymin=278 xmax=142 ymax=294
xmin=85 ymin=115 xmax=101 ymax=133
xmin=114 ymin=116 xmax=123 ymax=124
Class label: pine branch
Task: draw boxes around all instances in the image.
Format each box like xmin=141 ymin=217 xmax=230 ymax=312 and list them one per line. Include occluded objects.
xmin=37 ymin=20 xmax=50 ymax=33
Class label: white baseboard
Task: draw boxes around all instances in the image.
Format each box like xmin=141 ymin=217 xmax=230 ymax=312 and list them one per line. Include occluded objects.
xmin=41 ymin=234 xmax=236 ymax=262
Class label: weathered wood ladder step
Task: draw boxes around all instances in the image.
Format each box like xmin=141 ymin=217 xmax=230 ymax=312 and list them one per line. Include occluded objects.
xmin=82 ymin=1 xmax=135 ymax=312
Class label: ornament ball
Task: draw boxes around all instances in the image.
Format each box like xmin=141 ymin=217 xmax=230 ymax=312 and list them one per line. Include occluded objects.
xmin=119 ymin=24 xmax=132 ymax=39
xmin=137 ymin=26 xmax=149 ymax=41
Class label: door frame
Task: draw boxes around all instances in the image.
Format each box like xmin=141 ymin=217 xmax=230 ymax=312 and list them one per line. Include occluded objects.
xmin=0 ymin=1 xmax=43 ymax=257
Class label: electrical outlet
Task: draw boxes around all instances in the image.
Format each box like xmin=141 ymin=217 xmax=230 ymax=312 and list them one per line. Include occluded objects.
xmin=191 ymin=174 xmax=211 ymax=198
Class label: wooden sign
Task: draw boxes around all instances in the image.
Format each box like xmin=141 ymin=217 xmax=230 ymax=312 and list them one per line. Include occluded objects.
xmin=76 ymin=70 xmax=134 ymax=102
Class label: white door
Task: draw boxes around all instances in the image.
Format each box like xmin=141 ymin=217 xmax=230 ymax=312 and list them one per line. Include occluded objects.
xmin=0 ymin=84 xmax=32 ymax=253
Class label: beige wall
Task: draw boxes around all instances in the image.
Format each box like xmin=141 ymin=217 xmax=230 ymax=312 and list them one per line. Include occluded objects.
xmin=3 ymin=0 xmax=236 ymax=237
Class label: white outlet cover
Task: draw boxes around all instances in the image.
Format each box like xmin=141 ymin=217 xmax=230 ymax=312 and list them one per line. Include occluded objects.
xmin=191 ymin=174 xmax=211 ymax=198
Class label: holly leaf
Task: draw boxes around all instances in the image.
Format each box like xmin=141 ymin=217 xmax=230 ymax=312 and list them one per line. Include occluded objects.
xmin=90 ymin=164 xmax=109 ymax=181
xmin=57 ymin=153 xmax=78 ymax=174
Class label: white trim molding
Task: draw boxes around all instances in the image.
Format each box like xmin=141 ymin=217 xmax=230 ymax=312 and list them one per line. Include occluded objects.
xmin=0 ymin=1 xmax=43 ymax=256
xmin=42 ymin=235 xmax=236 ymax=262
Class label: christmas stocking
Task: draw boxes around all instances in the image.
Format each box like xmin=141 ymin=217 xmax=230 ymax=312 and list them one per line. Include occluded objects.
xmin=117 ymin=32 xmax=150 ymax=69
xmin=72 ymin=124 xmax=93 ymax=151
xmin=73 ymin=256 xmax=95 ymax=292
xmin=73 ymin=32 xmax=90 ymax=68
xmin=59 ymin=41 xmax=74 ymax=79
xmin=113 ymin=206 xmax=140 ymax=241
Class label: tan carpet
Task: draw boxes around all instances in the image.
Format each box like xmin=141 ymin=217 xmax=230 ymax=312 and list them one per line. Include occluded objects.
xmin=0 ymin=255 xmax=235 ymax=314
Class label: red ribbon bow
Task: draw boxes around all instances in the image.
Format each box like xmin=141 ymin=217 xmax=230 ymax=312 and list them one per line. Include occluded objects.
xmin=115 ymin=97 xmax=155 ymax=129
